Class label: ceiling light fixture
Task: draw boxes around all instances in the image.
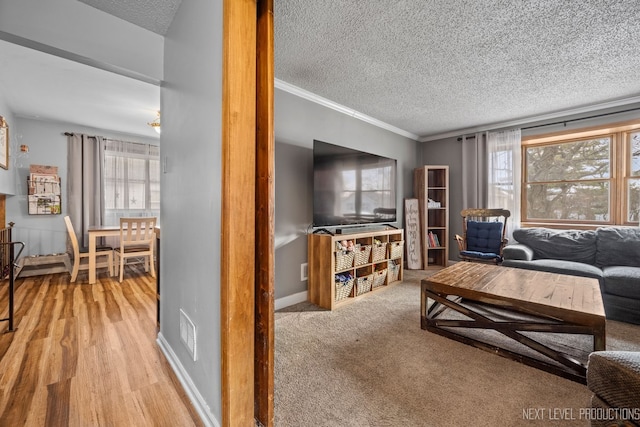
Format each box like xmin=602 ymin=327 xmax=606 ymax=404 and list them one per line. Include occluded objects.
xmin=148 ymin=111 xmax=161 ymax=134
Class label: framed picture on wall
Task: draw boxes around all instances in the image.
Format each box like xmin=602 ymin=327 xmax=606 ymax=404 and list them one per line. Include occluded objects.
xmin=0 ymin=116 xmax=8 ymax=170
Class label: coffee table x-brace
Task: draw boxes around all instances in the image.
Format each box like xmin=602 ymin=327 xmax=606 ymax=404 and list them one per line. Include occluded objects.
xmin=421 ymin=263 xmax=606 ymax=384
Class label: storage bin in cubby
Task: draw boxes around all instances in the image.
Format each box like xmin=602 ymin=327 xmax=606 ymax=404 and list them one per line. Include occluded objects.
xmin=355 ymin=274 xmax=374 ymax=295
xmin=387 ymin=261 xmax=400 ymax=283
xmin=371 ymin=242 xmax=387 ymax=262
xmin=372 ymin=269 xmax=387 ymax=288
xmin=389 ymin=241 xmax=404 ymax=260
xmin=335 ymin=251 xmax=355 ymax=271
xmin=354 ymin=245 xmax=372 ymax=266
xmin=335 ymin=277 xmax=354 ymax=301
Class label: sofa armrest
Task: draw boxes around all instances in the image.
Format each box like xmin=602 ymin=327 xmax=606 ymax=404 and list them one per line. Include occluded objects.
xmin=502 ymin=244 xmax=534 ymax=261
xmin=587 ymin=351 xmax=640 ymax=413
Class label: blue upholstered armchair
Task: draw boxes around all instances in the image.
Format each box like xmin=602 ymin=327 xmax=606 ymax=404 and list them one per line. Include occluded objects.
xmin=454 ymin=208 xmax=510 ymax=264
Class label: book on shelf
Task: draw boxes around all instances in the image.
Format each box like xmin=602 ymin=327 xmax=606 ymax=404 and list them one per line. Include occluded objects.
xmin=427 ymin=231 xmax=440 ymax=248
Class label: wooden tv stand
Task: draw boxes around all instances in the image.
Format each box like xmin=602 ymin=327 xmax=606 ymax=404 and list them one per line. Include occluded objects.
xmin=308 ymin=228 xmax=404 ymax=310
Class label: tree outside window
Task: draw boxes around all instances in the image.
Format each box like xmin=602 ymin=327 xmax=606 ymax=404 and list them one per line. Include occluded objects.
xmin=522 ymin=122 xmax=640 ymax=226
xmin=525 ymin=137 xmax=611 ymax=222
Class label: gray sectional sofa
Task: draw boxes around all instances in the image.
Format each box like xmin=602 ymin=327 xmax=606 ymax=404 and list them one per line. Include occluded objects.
xmin=502 ymin=227 xmax=640 ymax=325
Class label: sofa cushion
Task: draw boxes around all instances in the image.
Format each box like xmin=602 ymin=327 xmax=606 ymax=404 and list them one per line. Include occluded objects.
xmin=502 ymin=244 xmax=534 ymax=261
xmin=512 ymin=228 xmax=597 ymax=264
xmin=595 ymin=226 xmax=640 ymax=268
xmin=601 ymin=293 xmax=640 ymax=324
xmin=466 ymin=221 xmax=503 ymax=254
xmin=459 ymin=250 xmax=500 ymax=260
xmin=602 ymin=266 xmax=640 ymax=299
xmin=501 ymin=259 xmax=603 ymax=280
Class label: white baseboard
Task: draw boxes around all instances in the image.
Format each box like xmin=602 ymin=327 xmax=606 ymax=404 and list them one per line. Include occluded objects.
xmin=156 ymin=333 xmax=220 ymax=427
xmin=275 ymin=290 xmax=308 ymax=310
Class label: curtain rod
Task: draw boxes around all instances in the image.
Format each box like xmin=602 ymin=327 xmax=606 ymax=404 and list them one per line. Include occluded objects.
xmin=520 ymin=106 xmax=640 ymax=131
xmin=64 ymin=132 xmax=100 ymax=138
xmin=457 ymin=106 xmax=640 ymax=141
xmin=65 ymin=133 xmax=155 ymax=150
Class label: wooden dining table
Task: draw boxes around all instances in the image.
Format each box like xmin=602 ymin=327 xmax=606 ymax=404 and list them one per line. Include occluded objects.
xmin=87 ymin=224 xmax=160 ymax=285
xmin=87 ymin=224 xmax=121 ymax=284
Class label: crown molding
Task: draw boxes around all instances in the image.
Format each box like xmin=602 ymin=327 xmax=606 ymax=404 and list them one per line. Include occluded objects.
xmin=275 ymin=79 xmax=419 ymax=141
xmin=275 ymin=78 xmax=640 ymax=143
xmin=418 ymin=95 xmax=640 ymax=142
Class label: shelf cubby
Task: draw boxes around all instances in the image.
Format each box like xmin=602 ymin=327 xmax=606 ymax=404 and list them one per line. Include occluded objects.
xmin=308 ymin=228 xmax=404 ymax=310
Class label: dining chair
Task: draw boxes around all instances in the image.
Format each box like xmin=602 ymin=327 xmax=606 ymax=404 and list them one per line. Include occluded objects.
xmin=114 ymin=217 xmax=157 ymax=282
xmin=64 ymin=215 xmax=114 ymax=282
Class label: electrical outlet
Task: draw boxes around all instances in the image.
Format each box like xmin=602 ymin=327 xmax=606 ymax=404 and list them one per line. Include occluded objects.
xmin=300 ymin=262 xmax=308 ymax=281
xmin=179 ymin=309 xmax=197 ymax=361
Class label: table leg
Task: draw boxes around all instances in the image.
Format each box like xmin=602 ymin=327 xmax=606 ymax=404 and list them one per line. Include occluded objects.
xmin=594 ymin=323 xmax=606 ymax=351
xmin=89 ymin=234 xmax=96 ymax=284
xmin=420 ymin=281 xmax=427 ymax=329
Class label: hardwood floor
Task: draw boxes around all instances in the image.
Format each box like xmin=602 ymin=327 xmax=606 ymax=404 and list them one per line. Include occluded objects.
xmin=0 ymin=265 xmax=203 ymax=427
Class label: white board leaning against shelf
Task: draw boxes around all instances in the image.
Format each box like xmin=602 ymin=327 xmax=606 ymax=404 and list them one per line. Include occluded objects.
xmin=404 ymin=198 xmax=422 ymax=269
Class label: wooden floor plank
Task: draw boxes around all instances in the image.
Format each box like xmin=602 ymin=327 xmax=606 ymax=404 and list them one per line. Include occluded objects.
xmin=46 ymin=378 xmax=71 ymax=427
xmin=0 ymin=265 xmax=203 ymax=426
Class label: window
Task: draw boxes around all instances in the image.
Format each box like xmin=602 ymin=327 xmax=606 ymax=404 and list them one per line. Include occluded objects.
xmin=522 ymin=121 xmax=640 ymax=226
xmin=103 ymin=140 xmax=160 ymax=225
xmin=340 ymin=164 xmax=394 ymax=219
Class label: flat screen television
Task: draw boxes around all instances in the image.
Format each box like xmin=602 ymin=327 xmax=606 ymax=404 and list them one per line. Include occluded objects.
xmin=313 ymin=140 xmax=397 ymax=228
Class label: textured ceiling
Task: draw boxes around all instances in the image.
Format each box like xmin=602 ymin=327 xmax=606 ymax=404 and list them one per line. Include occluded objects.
xmin=275 ymin=0 xmax=640 ymax=139
xmin=5 ymin=1 xmax=639 ymax=141
xmin=78 ymin=0 xmax=182 ymax=35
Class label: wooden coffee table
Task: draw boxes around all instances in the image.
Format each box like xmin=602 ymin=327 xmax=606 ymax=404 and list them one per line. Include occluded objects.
xmin=421 ymin=262 xmax=606 ymax=383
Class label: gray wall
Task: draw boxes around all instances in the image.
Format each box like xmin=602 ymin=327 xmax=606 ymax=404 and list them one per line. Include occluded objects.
xmin=4 ymin=117 xmax=157 ymax=257
xmin=421 ymin=104 xmax=640 ymax=262
xmin=160 ymin=0 xmax=223 ymax=425
xmin=0 ymin=94 xmax=16 ymax=195
xmin=275 ymin=88 xmax=420 ymax=301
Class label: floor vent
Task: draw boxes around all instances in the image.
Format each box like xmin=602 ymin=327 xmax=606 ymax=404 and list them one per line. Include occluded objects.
xmin=179 ymin=309 xmax=197 ymax=361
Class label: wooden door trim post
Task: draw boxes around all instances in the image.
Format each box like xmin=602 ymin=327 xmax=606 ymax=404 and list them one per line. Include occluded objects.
xmin=221 ymin=0 xmax=257 ymax=425
xmin=255 ymin=0 xmax=275 ymax=425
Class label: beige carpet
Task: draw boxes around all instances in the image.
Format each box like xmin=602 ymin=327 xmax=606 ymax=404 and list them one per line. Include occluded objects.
xmin=274 ymin=270 xmax=640 ymax=427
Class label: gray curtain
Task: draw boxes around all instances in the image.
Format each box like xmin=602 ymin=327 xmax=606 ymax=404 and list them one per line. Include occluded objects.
xmin=67 ymin=133 xmax=106 ymax=248
xmin=461 ymin=132 xmax=487 ymax=209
